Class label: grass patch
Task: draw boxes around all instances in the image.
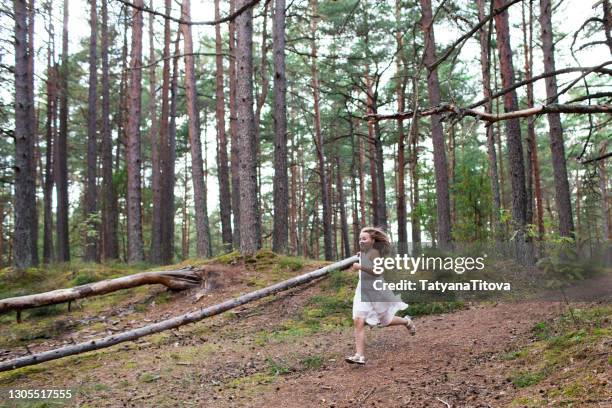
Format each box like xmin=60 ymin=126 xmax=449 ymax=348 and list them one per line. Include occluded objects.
xmin=502 ymin=304 xmax=611 ymax=404
xmin=511 ymin=369 xmax=546 ymax=388
xmin=401 ymin=301 xmax=466 ymax=317
xmin=301 ymin=355 xmax=324 ymax=370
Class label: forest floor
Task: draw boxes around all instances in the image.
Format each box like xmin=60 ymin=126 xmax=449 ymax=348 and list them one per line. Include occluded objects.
xmin=0 ymin=251 xmax=610 ymax=407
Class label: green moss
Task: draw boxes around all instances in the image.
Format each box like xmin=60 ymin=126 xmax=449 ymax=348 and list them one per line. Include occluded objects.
xmin=511 ymin=370 xmax=546 ymax=388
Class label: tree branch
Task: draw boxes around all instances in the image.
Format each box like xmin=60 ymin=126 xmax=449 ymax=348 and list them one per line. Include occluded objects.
xmin=115 ymin=0 xmax=263 ymax=26
xmin=367 ymin=103 xmax=612 ymax=124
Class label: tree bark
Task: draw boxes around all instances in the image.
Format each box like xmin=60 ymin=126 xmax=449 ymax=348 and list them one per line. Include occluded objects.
xmin=212 ymin=0 xmax=233 ymax=252
xmin=271 ymin=0 xmax=288 ymax=254
xmin=100 ymin=0 xmax=118 ymax=260
xmin=181 ymin=0 xmax=211 ymax=258
xmin=148 ymin=0 xmax=163 ymax=264
xmin=336 ymin=156 xmax=350 ymax=259
xmin=43 ymin=9 xmax=55 ymax=264
xmin=522 ymin=0 xmax=544 ymax=240
xmin=55 ymin=0 xmax=70 ymax=263
xmin=494 ymin=0 xmax=528 ymax=262
xmin=0 ymin=267 xmax=208 ymax=314
xmin=395 ymin=0 xmax=407 ymax=249
xmin=85 ymin=0 xmax=99 ymax=262
xmin=229 ymin=0 xmax=241 ymax=249
xmin=419 ymin=0 xmax=452 ymax=250
xmin=539 ymin=0 xmax=574 ymax=238
xmin=126 ymin=0 xmax=145 ymax=263
xmin=236 ymin=0 xmax=261 ymax=256
xmin=13 ymin=0 xmax=38 ymax=269
xmin=158 ymin=0 xmax=176 ymax=264
xmin=310 ymin=0 xmax=333 ymax=260
xmin=477 ymin=0 xmax=502 ymax=242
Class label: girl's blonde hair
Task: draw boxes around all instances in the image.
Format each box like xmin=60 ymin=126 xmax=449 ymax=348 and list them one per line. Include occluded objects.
xmin=360 ymin=227 xmax=391 ymax=256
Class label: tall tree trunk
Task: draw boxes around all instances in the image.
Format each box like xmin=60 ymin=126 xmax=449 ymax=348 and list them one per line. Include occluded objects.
xmin=409 ymin=108 xmax=421 ymax=246
xmin=213 ymin=0 xmax=232 ymax=252
xmin=272 ymin=0 xmax=288 ymax=254
xmin=229 ymin=0 xmax=241 ymax=249
xmin=419 ymin=0 xmax=452 ymax=250
xmin=365 ymin=69 xmax=378 ymax=227
xmin=85 ymin=0 xmax=99 ymax=262
xmin=477 ymin=0 xmax=502 ymax=242
xmin=336 ymin=156 xmax=350 ymax=259
xmin=27 ymin=0 xmax=38 ymax=266
xmin=100 ymin=0 xmax=118 ymax=260
xmin=43 ymin=10 xmax=55 ymax=264
xmin=13 ymin=0 xmax=38 ymax=269
xmin=158 ymin=0 xmax=174 ymax=264
xmin=181 ymin=0 xmax=210 ymax=258
xmin=148 ymin=0 xmax=163 ymax=263
xmin=182 ymin=154 xmax=190 ymax=260
xmin=164 ymin=32 xmax=180 ymax=263
xmin=235 ymin=0 xmax=261 ymax=256
xmin=539 ymin=0 xmax=574 ymax=238
xmin=494 ymin=0 xmax=529 ymax=262
xmin=310 ymin=0 xmax=332 ymax=260
xmin=357 ymin=129 xmax=367 ymax=227
xmin=395 ymin=0 xmax=407 ymax=248
xmin=126 ymin=0 xmax=145 ymax=263
xmin=55 ymin=0 xmax=70 ymax=262
xmin=522 ymin=0 xmax=545 ymax=240
xmin=289 ymin=131 xmax=298 ymax=255
xmin=599 ymin=141 xmax=611 ymax=240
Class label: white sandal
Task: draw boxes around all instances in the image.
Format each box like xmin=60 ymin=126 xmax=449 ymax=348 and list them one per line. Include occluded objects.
xmin=345 ymin=353 xmax=365 ymax=365
xmin=405 ymin=318 xmax=417 ymax=335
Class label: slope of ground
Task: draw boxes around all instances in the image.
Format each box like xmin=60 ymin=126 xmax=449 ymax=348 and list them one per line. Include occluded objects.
xmin=0 ymin=251 xmax=609 ymax=407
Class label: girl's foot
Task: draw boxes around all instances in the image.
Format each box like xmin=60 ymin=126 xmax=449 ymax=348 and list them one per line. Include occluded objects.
xmin=345 ymin=353 xmax=365 ymax=365
xmin=405 ymin=318 xmax=416 ymax=335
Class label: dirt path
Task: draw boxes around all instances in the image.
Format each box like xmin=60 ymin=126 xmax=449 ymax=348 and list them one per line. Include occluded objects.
xmin=0 ymin=259 xmax=598 ymax=407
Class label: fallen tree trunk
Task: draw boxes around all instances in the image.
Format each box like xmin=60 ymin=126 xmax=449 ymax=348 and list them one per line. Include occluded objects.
xmin=0 ymin=266 xmax=205 ymax=314
xmin=0 ymin=255 xmax=358 ymax=372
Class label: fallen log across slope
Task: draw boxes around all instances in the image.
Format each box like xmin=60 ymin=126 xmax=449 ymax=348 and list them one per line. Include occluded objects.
xmin=0 ymin=266 xmax=206 ymax=315
xmin=0 ymin=255 xmax=358 ymax=372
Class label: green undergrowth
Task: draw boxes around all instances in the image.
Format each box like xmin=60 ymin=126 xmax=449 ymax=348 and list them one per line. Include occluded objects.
xmin=506 ymin=304 xmax=611 ymax=406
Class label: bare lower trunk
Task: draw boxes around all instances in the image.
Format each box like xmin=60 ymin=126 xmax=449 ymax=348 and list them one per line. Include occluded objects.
xmin=477 ymin=1 xmax=502 ymax=243
xmin=236 ymin=0 xmax=261 ymax=255
xmin=539 ymin=0 xmax=574 ymax=238
xmin=229 ymin=0 xmax=241 ymax=249
xmin=56 ymin=0 xmax=70 ymax=262
xmin=149 ymin=0 xmax=162 ymax=263
xmin=420 ymin=0 xmax=451 ymax=250
xmin=85 ymin=0 xmax=99 ymax=262
xmin=494 ymin=0 xmax=529 ymax=263
xmin=310 ymin=0 xmax=332 ymax=260
xmin=181 ymin=0 xmax=210 ymax=258
xmin=126 ymin=0 xmax=145 ymax=263
xmin=13 ymin=0 xmax=38 ymax=269
xmin=101 ymin=0 xmax=118 ymax=260
xmin=271 ymin=0 xmax=288 ymax=254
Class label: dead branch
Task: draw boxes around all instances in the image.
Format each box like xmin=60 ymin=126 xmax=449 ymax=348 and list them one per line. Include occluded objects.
xmin=0 ymin=266 xmax=205 ymax=314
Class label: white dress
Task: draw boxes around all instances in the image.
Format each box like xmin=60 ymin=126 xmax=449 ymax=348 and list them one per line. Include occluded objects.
xmin=352 ymin=250 xmax=409 ymax=327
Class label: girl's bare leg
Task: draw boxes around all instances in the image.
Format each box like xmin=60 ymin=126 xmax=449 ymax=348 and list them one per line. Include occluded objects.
xmin=354 ymin=318 xmax=366 ymax=356
xmin=385 ymin=316 xmax=410 ymax=326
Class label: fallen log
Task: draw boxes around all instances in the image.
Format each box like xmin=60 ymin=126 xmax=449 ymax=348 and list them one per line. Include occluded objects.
xmin=0 ymin=266 xmax=205 ymax=314
xmin=0 ymin=255 xmax=358 ymax=372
